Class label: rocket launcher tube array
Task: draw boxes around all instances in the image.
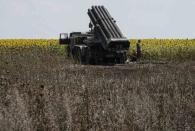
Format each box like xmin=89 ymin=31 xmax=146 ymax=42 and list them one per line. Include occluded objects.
xmin=88 ymin=6 xmax=124 ymax=39
xmin=88 ymin=6 xmax=129 ymax=49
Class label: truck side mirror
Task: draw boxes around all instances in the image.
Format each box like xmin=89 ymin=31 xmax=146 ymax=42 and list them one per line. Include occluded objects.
xmin=59 ymin=33 xmax=69 ymax=45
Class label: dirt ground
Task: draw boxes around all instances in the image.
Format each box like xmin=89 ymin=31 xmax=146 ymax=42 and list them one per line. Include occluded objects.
xmin=0 ymin=48 xmax=194 ymax=131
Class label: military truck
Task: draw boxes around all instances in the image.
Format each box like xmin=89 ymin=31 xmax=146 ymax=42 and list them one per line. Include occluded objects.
xmin=59 ymin=6 xmax=130 ymax=64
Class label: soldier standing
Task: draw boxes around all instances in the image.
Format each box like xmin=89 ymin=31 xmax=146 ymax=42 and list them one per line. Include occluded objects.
xmin=136 ymin=40 xmax=142 ymax=60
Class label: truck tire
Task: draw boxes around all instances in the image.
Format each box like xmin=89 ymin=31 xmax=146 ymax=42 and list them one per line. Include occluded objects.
xmin=75 ymin=48 xmax=86 ymax=64
xmin=77 ymin=48 xmax=83 ymax=64
xmin=116 ymin=52 xmax=127 ymax=64
xmin=66 ymin=45 xmax=70 ymax=57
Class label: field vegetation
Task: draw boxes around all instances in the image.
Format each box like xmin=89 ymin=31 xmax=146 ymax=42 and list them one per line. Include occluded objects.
xmin=130 ymin=39 xmax=195 ymax=61
xmin=0 ymin=39 xmax=194 ymax=131
xmin=1 ymin=39 xmax=195 ymax=61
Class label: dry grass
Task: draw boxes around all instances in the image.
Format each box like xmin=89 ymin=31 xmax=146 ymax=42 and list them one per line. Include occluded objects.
xmin=0 ymin=47 xmax=194 ymax=131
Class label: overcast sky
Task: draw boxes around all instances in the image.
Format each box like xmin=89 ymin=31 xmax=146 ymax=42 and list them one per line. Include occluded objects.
xmin=0 ymin=0 xmax=194 ymax=39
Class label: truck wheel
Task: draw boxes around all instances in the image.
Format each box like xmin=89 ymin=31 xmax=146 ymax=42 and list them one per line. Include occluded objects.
xmin=85 ymin=55 xmax=90 ymax=65
xmin=71 ymin=49 xmax=77 ymax=64
xmin=122 ymin=53 xmax=127 ymax=64
xmin=117 ymin=52 xmax=127 ymax=64
xmin=76 ymin=48 xmax=86 ymax=64
xmin=66 ymin=45 xmax=70 ymax=57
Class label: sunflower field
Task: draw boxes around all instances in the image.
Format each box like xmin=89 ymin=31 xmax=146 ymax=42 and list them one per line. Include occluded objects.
xmin=130 ymin=39 xmax=195 ymax=60
xmin=0 ymin=39 xmax=57 ymax=47
xmin=0 ymin=39 xmax=66 ymax=55
xmin=0 ymin=39 xmax=195 ymax=61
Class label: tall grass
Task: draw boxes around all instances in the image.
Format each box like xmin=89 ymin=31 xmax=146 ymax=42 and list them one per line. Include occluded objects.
xmin=0 ymin=46 xmax=194 ymax=131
